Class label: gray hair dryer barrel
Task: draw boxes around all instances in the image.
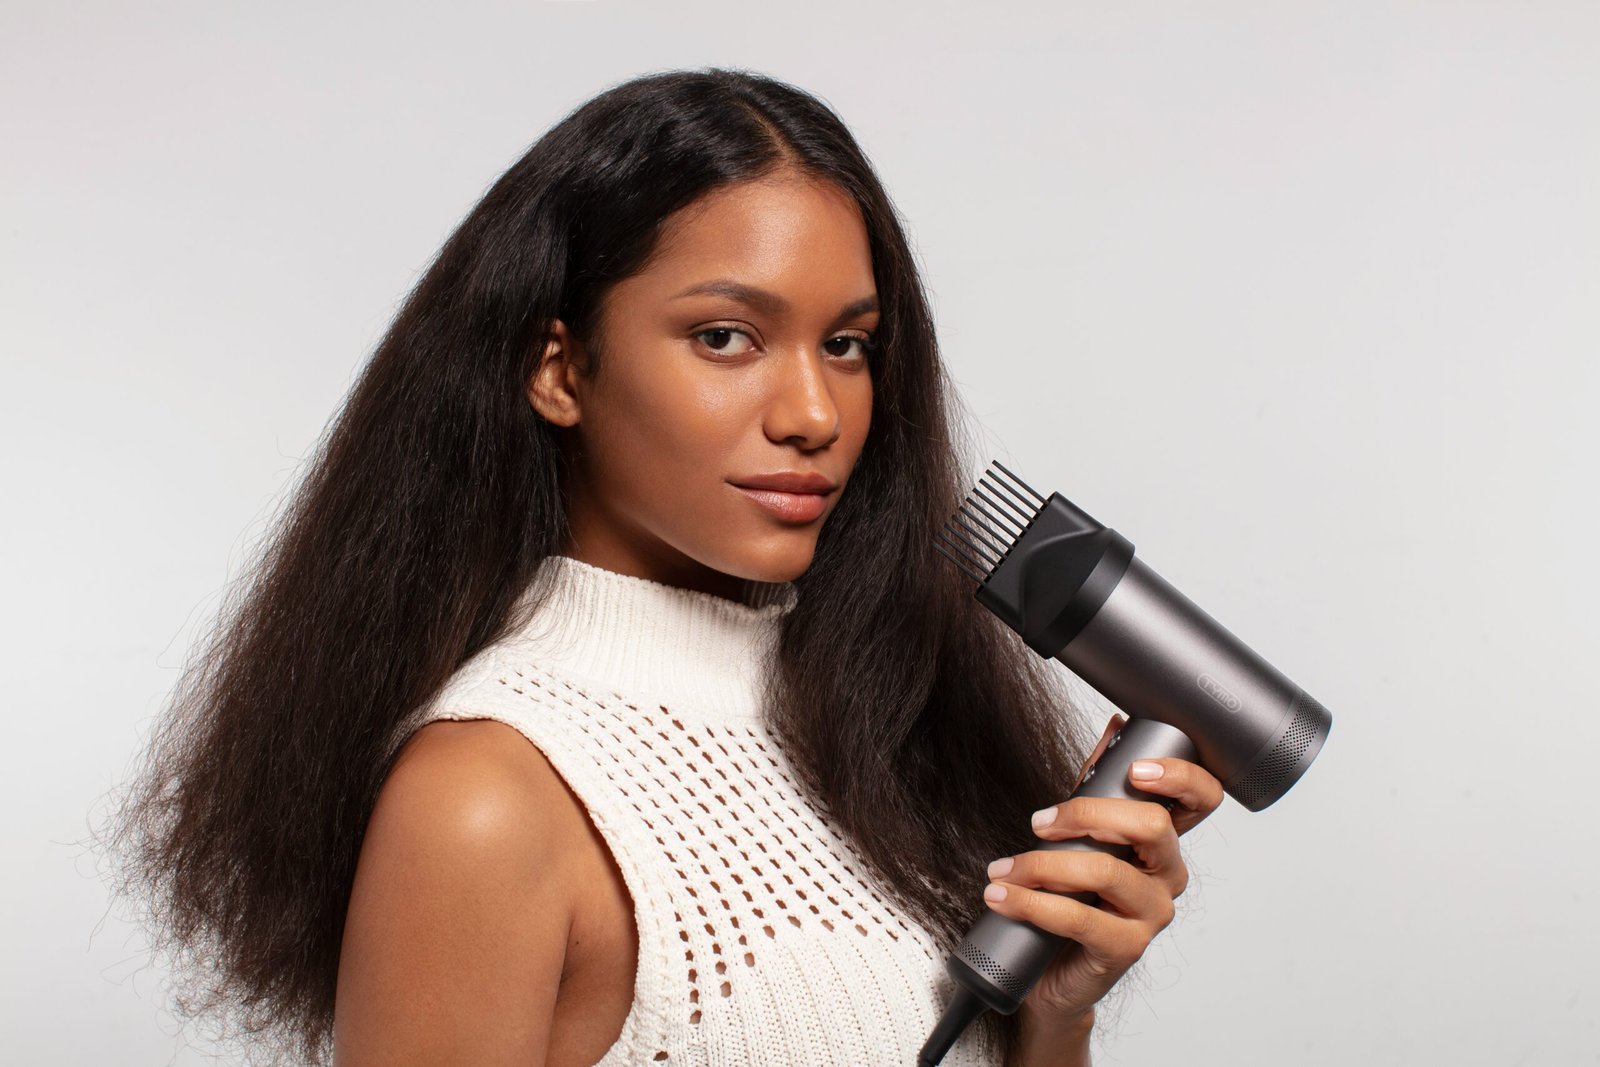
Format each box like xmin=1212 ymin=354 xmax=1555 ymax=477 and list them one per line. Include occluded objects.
xmin=920 ymin=461 xmax=1332 ymax=1065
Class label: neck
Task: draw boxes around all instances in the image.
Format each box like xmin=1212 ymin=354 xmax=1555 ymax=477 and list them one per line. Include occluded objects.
xmin=503 ymin=554 xmax=799 ymax=722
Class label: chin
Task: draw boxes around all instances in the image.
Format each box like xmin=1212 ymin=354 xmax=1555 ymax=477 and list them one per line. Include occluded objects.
xmin=717 ymin=535 xmax=820 ymax=585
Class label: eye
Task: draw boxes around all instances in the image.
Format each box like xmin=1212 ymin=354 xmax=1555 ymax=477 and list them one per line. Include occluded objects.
xmin=824 ymin=332 xmax=878 ymax=364
xmin=692 ymin=325 xmax=878 ymax=363
xmin=694 ymin=325 xmax=758 ymax=357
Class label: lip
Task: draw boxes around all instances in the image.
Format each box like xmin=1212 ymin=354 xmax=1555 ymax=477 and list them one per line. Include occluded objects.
xmin=732 ymin=486 xmax=831 ymax=523
xmin=728 ymin=472 xmax=838 ymax=524
xmin=729 ymin=471 xmax=839 ymax=493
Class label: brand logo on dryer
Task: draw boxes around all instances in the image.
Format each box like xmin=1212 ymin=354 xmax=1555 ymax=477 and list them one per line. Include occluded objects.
xmin=1197 ymin=672 xmax=1241 ymax=712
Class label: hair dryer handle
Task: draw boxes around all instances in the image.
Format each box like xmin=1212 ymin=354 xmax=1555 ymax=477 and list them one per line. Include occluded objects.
xmin=946 ymin=716 xmax=1200 ymax=1016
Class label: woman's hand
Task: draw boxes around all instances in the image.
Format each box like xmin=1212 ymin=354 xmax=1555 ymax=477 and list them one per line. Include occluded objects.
xmin=983 ymin=713 xmax=1226 ymax=1038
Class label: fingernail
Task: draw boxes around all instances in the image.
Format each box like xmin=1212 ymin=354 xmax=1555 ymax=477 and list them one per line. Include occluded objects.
xmin=1030 ymin=805 xmax=1057 ymax=829
xmin=1131 ymin=761 xmax=1164 ymax=781
xmin=987 ymin=856 xmax=1014 ymax=879
xmin=983 ymin=883 xmax=1007 ymax=902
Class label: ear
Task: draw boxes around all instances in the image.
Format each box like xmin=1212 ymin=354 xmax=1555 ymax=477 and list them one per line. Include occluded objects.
xmin=527 ymin=319 xmax=586 ymax=427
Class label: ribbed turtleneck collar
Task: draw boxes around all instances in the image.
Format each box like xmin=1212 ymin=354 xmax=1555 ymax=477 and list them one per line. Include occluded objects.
xmin=501 ymin=555 xmax=799 ymax=722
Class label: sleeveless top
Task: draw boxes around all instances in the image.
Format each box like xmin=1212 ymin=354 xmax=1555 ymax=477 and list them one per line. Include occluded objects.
xmin=391 ymin=554 xmax=1003 ymax=1066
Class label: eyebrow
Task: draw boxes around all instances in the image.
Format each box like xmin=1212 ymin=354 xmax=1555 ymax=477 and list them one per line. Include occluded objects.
xmin=670 ymin=278 xmax=880 ymax=326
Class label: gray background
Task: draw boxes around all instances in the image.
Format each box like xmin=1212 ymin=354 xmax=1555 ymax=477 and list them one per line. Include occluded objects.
xmin=4 ymin=1 xmax=1595 ymax=1063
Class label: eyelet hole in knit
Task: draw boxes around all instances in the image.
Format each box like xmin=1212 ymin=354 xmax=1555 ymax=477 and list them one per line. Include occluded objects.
xmin=488 ymin=666 xmax=935 ymax=1042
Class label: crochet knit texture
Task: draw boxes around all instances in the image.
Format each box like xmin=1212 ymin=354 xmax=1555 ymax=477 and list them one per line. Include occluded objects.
xmin=393 ymin=554 xmax=1003 ymax=1065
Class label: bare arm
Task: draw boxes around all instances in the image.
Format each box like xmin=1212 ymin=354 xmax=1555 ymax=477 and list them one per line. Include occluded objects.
xmin=334 ymin=719 xmax=581 ymax=1066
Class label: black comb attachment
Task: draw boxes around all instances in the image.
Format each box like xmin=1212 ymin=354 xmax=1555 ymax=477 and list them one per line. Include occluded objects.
xmin=935 ymin=460 xmax=1135 ymax=658
xmin=932 ymin=460 xmax=1050 ymax=583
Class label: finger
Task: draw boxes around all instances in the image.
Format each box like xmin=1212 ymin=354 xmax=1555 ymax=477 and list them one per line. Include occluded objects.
xmin=981 ymin=880 xmax=1161 ymax=969
xmin=1069 ymin=713 xmax=1127 ymax=793
xmin=1032 ymin=795 xmax=1186 ymax=898
xmin=988 ymin=849 xmax=1176 ymax=927
xmin=1124 ymin=756 xmax=1226 ymax=836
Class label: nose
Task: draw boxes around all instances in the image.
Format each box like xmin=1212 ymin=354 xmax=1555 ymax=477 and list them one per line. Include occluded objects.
xmin=764 ymin=346 xmax=841 ymax=450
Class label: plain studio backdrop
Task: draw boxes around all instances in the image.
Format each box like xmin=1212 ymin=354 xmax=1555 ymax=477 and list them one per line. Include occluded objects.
xmin=3 ymin=2 xmax=1595 ymax=1064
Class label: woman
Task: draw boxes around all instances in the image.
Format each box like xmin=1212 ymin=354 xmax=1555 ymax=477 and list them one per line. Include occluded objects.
xmin=104 ymin=68 xmax=1223 ymax=1065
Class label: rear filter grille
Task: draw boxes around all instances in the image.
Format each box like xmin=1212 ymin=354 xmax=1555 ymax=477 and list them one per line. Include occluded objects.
xmin=1230 ymin=691 xmax=1326 ymax=810
xmin=954 ymin=939 xmax=1029 ymax=1000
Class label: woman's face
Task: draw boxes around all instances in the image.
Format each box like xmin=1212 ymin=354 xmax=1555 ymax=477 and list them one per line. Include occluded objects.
xmin=529 ymin=174 xmax=878 ymax=600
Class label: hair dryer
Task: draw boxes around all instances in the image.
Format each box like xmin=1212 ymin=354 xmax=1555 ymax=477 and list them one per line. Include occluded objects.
xmin=919 ymin=461 xmax=1333 ymax=1065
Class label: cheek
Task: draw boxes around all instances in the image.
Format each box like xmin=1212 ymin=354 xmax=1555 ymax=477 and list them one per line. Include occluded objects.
xmin=840 ymin=376 xmax=875 ymax=459
xmin=678 ymin=371 xmax=767 ymax=434
xmin=639 ymin=360 xmax=756 ymax=447
xmin=584 ymin=357 xmax=747 ymax=490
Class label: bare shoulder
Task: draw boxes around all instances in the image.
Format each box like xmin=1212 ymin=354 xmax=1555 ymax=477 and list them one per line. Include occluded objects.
xmin=382 ymin=717 xmax=586 ymax=845
xmin=335 ymin=718 xmax=587 ymax=1066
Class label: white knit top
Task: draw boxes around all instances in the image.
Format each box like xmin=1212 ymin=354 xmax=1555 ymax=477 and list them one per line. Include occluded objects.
xmin=394 ymin=554 xmax=1003 ymax=1066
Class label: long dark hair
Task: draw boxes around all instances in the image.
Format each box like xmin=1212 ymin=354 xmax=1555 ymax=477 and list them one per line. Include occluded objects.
xmin=98 ymin=67 xmax=1095 ymax=1064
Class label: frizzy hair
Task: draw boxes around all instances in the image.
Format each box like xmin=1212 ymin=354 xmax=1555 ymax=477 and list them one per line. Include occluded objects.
xmin=95 ymin=67 xmax=1097 ymax=1064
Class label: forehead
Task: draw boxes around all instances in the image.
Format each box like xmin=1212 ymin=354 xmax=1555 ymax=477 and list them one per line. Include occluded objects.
xmin=631 ymin=177 xmax=876 ymax=301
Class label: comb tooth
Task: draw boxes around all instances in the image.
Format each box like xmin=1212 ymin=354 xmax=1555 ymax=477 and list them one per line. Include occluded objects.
xmin=933 ymin=460 xmax=1054 ymax=585
xmin=951 ymin=506 xmax=1013 ymax=559
xmin=936 ymin=524 xmax=996 ymax=569
xmin=965 ymin=493 xmax=1023 ymax=544
xmin=953 ymin=495 xmax=1017 ymax=547
xmin=945 ymin=522 xmax=1006 ymax=570
xmin=937 ymin=524 xmax=999 ymax=570
xmin=988 ymin=460 xmax=1047 ymax=506
xmin=932 ymin=536 xmax=989 ymax=583
xmin=934 ymin=543 xmax=979 ymax=585
xmin=985 ymin=467 xmax=1047 ymax=520
xmin=972 ymin=483 xmax=1036 ymax=531
xmin=963 ymin=490 xmax=1024 ymax=540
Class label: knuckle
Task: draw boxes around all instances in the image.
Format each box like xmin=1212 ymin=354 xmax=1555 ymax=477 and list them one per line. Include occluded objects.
xmin=1055 ymin=851 xmax=1086 ymax=889
xmin=1094 ymin=851 xmax=1129 ymax=893
xmin=1083 ymin=951 xmax=1119 ymax=979
xmin=1093 ymin=939 xmax=1139 ymax=975
xmin=1064 ymin=795 xmax=1107 ymax=829
xmin=1061 ymin=900 xmax=1095 ymax=939
xmin=1026 ymin=850 xmax=1066 ymax=889
xmin=1140 ymin=805 xmax=1172 ymax=840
